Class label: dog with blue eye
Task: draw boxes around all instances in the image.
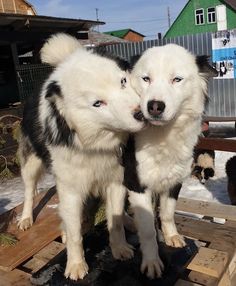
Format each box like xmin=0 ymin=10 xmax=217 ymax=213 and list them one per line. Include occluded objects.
xmin=17 ymin=33 xmax=145 ymax=281
xmin=123 ymin=44 xmax=217 ymax=279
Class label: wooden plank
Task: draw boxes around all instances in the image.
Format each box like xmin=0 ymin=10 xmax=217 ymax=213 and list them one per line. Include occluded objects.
xmin=203 ymin=116 xmax=236 ymax=122
xmin=174 ymin=279 xmax=201 ymax=286
xmin=0 ymin=188 xmax=61 ymax=271
xmin=0 ymin=269 xmax=31 ymax=286
xmin=218 ymin=251 xmax=236 ymax=286
xmin=196 ymin=137 xmax=236 ymax=152
xmin=34 ymin=240 xmax=65 ymax=262
xmin=187 ymin=247 xmax=228 ymax=278
xmin=188 ymin=271 xmax=218 ymax=286
xmin=176 ymin=198 xmax=236 ymax=221
xmin=23 ymin=241 xmax=65 ymax=273
xmin=175 ymin=214 xmax=236 ymax=246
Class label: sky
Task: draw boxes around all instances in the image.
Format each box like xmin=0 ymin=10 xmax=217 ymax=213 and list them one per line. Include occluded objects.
xmin=29 ymin=0 xmax=188 ymax=39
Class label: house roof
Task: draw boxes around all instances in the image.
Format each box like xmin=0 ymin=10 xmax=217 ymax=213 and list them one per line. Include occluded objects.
xmin=24 ymin=0 xmax=37 ymax=14
xmin=79 ymin=31 xmax=126 ymax=47
xmin=0 ymin=13 xmax=104 ymax=33
xmin=223 ymin=0 xmax=236 ymax=11
xmin=104 ymin=28 xmax=145 ymax=38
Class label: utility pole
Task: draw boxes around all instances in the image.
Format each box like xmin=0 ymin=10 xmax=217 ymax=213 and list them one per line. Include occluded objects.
xmin=167 ymin=6 xmax=171 ymax=28
xmin=95 ymin=8 xmax=99 ymax=31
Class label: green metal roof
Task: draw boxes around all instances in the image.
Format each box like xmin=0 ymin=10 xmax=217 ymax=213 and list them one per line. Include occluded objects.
xmin=104 ymin=28 xmax=144 ymax=38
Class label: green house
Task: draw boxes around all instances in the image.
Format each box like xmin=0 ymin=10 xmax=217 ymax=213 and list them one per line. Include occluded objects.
xmin=165 ymin=0 xmax=236 ymax=38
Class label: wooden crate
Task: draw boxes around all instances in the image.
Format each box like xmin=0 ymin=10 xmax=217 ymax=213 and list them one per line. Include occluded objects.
xmin=0 ymin=188 xmax=236 ymax=285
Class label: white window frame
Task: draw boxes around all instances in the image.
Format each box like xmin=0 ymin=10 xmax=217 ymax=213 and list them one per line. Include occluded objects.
xmin=207 ymin=7 xmax=216 ymax=24
xmin=195 ymin=8 xmax=205 ymax=25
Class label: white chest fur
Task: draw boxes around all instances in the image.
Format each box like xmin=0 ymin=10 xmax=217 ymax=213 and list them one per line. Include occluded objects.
xmin=135 ymin=117 xmax=201 ymax=193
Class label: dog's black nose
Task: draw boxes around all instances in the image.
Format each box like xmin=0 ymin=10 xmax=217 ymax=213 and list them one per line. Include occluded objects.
xmin=133 ymin=110 xmax=145 ymax=121
xmin=147 ymin=100 xmax=165 ymax=117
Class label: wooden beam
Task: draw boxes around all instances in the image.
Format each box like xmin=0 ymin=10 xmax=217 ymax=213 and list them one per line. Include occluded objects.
xmin=187 ymin=247 xmax=228 ymax=278
xmin=176 ymin=198 xmax=236 ymax=221
xmin=196 ymin=137 xmax=236 ymax=152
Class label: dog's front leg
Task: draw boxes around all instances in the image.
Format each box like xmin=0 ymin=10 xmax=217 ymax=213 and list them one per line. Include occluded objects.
xmin=128 ymin=189 xmax=164 ymax=279
xmin=57 ymin=184 xmax=88 ymax=281
xmin=106 ymin=183 xmax=134 ymax=260
xmin=159 ymin=184 xmax=186 ymax=248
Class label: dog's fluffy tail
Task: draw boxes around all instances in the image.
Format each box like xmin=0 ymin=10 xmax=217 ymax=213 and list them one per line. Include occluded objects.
xmin=40 ymin=33 xmax=82 ymax=66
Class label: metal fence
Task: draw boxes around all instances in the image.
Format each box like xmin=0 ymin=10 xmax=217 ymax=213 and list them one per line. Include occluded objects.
xmin=101 ymin=32 xmax=236 ymax=119
xmin=16 ymin=64 xmax=53 ymax=102
xmin=16 ymin=32 xmax=236 ymax=118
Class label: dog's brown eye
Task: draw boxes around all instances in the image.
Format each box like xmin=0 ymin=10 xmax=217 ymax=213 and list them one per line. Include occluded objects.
xmin=142 ymin=76 xmax=150 ymax=82
xmin=93 ymin=100 xmax=104 ymax=107
xmin=121 ymin=77 xmax=127 ymax=88
xmin=172 ymin=76 xmax=183 ymax=83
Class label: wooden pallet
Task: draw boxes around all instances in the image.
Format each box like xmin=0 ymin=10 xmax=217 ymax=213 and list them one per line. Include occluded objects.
xmin=1 ymin=188 xmax=236 ymax=285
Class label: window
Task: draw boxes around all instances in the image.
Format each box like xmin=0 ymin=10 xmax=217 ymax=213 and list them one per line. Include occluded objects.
xmin=208 ymin=7 xmax=216 ymax=23
xmin=195 ymin=8 xmax=204 ymax=25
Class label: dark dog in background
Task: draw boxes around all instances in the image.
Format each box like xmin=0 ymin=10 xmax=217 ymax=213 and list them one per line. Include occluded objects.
xmin=192 ymin=148 xmax=215 ymax=184
xmin=225 ymin=156 xmax=236 ymax=205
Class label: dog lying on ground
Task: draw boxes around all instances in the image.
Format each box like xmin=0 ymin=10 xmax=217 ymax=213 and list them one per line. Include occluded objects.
xmin=123 ymin=44 xmax=217 ymax=278
xmin=192 ymin=148 xmax=215 ymax=184
xmin=226 ymin=155 xmax=236 ymax=205
xmin=17 ymin=33 xmax=145 ymax=280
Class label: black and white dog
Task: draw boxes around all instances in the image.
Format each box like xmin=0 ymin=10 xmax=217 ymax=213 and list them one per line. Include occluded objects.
xmin=192 ymin=148 xmax=215 ymax=184
xmin=18 ymin=33 xmax=145 ymax=280
xmin=124 ymin=44 xmax=217 ymax=279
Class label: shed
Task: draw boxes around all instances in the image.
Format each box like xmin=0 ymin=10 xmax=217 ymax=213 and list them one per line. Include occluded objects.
xmin=0 ymin=13 xmax=104 ymax=108
xmin=104 ymin=29 xmax=145 ymax=42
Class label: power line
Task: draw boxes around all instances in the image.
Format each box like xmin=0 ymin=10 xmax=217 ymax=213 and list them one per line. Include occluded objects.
xmin=105 ymin=17 xmax=172 ymax=24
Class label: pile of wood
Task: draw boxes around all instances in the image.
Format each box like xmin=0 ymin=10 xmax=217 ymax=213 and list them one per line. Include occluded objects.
xmin=0 ymin=186 xmax=236 ymax=285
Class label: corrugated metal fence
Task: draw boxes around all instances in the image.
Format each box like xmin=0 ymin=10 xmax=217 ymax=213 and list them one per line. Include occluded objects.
xmin=101 ymin=32 xmax=236 ymax=119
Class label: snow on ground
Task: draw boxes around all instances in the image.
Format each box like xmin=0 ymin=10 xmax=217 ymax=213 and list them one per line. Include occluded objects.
xmin=0 ymin=122 xmax=235 ymax=215
xmin=0 ymin=173 xmax=55 ymax=215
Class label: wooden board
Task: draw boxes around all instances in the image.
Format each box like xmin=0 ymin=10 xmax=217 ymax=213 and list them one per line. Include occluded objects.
xmin=0 ymin=187 xmax=61 ymax=271
xmin=175 ymin=279 xmax=201 ymax=286
xmin=0 ymin=269 xmax=31 ymax=286
xmin=176 ymin=198 xmax=236 ymax=221
xmin=188 ymin=271 xmax=218 ymax=286
xmin=196 ymin=137 xmax=236 ymax=152
xmin=187 ymin=247 xmax=228 ymax=278
xmin=23 ymin=241 xmax=65 ymax=273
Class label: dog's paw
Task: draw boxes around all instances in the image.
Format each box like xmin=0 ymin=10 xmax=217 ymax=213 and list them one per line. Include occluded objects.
xmin=165 ymin=234 xmax=186 ymax=248
xmin=141 ymin=257 xmax=164 ymax=279
xmin=65 ymin=260 xmax=89 ymax=280
xmin=111 ymin=242 xmax=134 ymax=261
xmin=18 ymin=217 xmax=33 ymax=231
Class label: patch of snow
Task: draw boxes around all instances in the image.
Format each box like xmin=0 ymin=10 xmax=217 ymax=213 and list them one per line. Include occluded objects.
xmin=0 ymin=173 xmax=55 ymax=214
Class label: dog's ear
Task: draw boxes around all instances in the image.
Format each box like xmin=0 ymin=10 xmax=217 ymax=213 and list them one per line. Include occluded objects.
xmin=130 ymin=54 xmax=142 ymax=69
xmin=196 ymin=55 xmax=218 ymax=79
xmin=40 ymin=33 xmax=82 ymax=66
xmin=45 ymin=81 xmax=62 ymax=102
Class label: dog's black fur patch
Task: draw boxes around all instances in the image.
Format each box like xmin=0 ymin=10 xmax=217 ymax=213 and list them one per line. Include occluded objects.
xmin=45 ymin=81 xmax=62 ymax=99
xmin=122 ymin=135 xmax=146 ymax=193
xmin=204 ymin=167 xmax=215 ymax=179
xmin=22 ymin=94 xmax=51 ymax=166
xmin=196 ymin=55 xmax=218 ymax=78
xmin=44 ymin=102 xmax=75 ymax=147
xmin=226 ymin=156 xmax=236 ymax=182
xmin=22 ymin=81 xmax=75 ymax=167
xmin=95 ymin=49 xmax=131 ymax=71
xmin=169 ymin=183 xmax=182 ymax=200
